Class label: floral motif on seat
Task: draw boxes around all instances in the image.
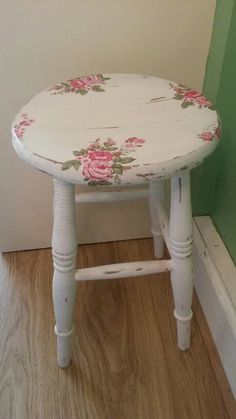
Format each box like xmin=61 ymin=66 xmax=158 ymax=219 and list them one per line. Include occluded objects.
xmin=61 ymin=137 xmax=146 ymax=186
xmin=13 ymin=113 xmax=34 ymax=140
xmin=48 ymin=74 xmax=111 ymax=95
xmin=169 ymin=83 xmax=215 ymax=110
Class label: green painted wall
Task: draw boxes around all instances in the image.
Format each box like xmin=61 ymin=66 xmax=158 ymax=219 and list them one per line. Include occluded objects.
xmin=211 ymin=2 xmax=236 ymax=262
xmin=191 ymin=0 xmax=234 ymax=214
xmin=192 ymin=0 xmax=236 ymax=262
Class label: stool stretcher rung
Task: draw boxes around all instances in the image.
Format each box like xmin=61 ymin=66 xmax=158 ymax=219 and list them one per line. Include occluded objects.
xmin=75 ymin=260 xmax=173 ymax=282
xmin=75 ymin=188 xmax=149 ymax=203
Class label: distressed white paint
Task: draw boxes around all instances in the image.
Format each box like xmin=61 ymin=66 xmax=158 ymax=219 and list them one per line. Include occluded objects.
xmin=169 ymin=172 xmax=194 ymax=350
xmin=52 ymin=179 xmax=77 ymax=368
xmin=75 ymin=259 xmax=172 ymax=282
xmin=11 ymin=74 xmax=220 ymax=366
xmin=12 ymin=74 xmax=219 ymax=186
xmin=193 ymin=216 xmax=236 ymax=399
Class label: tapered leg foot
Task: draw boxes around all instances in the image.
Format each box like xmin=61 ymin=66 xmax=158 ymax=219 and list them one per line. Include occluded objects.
xmin=55 ymin=326 xmax=73 ymax=367
xmin=170 ymin=172 xmax=194 ymax=351
xmin=52 ymin=179 xmax=78 ymax=367
xmin=174 ymin=312 xmax=193 ymax=351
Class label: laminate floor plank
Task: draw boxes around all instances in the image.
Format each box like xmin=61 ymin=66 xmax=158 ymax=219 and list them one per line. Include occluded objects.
xmin=0 ymin=239 xmax=234 ymax=418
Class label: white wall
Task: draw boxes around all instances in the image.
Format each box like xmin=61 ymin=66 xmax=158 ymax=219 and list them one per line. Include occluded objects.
xmin=0 ymin=0 xmax=216 ymax=251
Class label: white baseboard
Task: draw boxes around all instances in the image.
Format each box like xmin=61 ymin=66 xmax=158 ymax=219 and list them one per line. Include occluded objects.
xmin=193 ymin=216 xmax=236 ymax=399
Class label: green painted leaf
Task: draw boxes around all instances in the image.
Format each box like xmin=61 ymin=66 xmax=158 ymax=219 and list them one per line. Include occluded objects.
xmin=61 ymin=160 xmax=76 ymax=170
xmin=78 ymin=89 xmax=88 ymax=95
xmin=73 ymin=161 xmax=81 ymax=171
xmin=112 ymin=163 xmax=123 ymax=175
xmin=98 ymin=180 xmax=113 ymax=185
xmin=102 ymin=145 xmax=118 ymax=151
xmin=181 ymin=101 xmax=190 ymax=109
xmin=92 ymin=85 xmax=105 ymax=92
xmin=116 ymin=157 xmax=135 ymax=164
xmin=88 ymin=181 xmax=99 ymax=186
xmin=73 ymin=149 xmax=88 ymax=157
xmin=174 ymin=94 xmax=183 ymax=100
xmin=88 ymin=180 xmax=113 ymax=186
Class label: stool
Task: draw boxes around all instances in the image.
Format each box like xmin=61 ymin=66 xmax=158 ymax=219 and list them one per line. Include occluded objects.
xmin=12 ymin=73 xmax=220 ymax=368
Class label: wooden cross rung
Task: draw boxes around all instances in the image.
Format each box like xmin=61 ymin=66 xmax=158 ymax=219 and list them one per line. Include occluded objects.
xmin=75 ymin=188 xmax=149 ymax=203
xmin=74 ymin=259 xmax=173 ymax=282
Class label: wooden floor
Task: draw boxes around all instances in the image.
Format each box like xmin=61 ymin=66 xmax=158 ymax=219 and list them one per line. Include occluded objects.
xmin=0 ymin=239 xmax=235 ymax=419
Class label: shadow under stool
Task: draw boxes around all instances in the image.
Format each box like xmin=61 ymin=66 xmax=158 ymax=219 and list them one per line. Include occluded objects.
xmin=12 ymin=73 xmax=220 ymax=367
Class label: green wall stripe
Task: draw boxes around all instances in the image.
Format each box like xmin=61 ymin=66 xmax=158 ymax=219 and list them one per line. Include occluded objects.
xmin=192 ymin=0 xmax=234 ymax=215
xmin=211 ymin=2 xmax=236 ymax=262
xmin=203 ymin=0 xmax=235 ymax=102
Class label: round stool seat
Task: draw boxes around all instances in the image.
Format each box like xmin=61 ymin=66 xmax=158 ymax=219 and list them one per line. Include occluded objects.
xmin=12 ymin=73 xmax=220 ymax=186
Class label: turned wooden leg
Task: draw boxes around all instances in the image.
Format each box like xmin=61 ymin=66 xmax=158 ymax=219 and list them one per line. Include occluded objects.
xmin=169 ymin=172 xmax=193 ymax=351
xmin=149 ymin=181 xmax=165 ymax=258
xmin=52 ymin=178 xmax=78 ymax=367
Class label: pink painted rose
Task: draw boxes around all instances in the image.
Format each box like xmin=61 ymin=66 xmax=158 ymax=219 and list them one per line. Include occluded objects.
xmin=199 ymin=131 xmax=214 ymax=141
xmin=184 ymin=90 xmax=200 ymax=102
xmin=125 ymin=137 xmax=146 ymax=147
xmin=83 ymin=160 xmax=112 ymax=181
xmin=69 ymin=79 xmax=86 ymax=90
xmin=88 ymin=150 xmax=113 ymax=161
xmin=195 ymin=95 xmax=212 ymax=107
xmin=15 ymin=128 xmax=23 ymax=139
xmin=184 ymin=90 xmax=200 ymax=99
xmin=20 ymin=120 xmax=30 ymax=126
xmin=81 ymin=75 xmax=102 ymax=85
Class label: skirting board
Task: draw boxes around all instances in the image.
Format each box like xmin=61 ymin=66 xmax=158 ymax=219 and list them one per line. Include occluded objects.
xmin=193 ymin=216 xmax=236 ymax=399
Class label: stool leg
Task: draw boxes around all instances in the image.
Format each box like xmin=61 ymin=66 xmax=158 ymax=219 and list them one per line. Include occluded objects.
xmin=149 ymin=181 xmax=165 ymax=258
xmin=169 ymin=172 xmax=193 ymax=351
xmin=52 ymin=178 xmax=78 ymax=367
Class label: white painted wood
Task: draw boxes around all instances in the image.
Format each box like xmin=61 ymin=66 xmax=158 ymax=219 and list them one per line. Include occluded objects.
xmin=52 ymin=179 xmax=78 ymax=368
xmin=195 ymin=216 xmax=236 ymax=305
xmin=149 ymin=181 xmax=165 ymax=258
xmin=11 ymin=73 xmax=220 ymax=367
xmin=75 ymin=259 xmax=172 ymax=281
xmin=12 ymin=74 xmax=219 ymax=187
xmin=75 ymin=188 xmax=149 ymax=203
xmin=169 ymin=172 xmax=194 ymax=351
xmin=193 ymin=216 xmax=236 ymax=399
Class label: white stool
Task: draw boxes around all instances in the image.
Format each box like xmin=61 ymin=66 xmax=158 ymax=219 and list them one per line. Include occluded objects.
xmin=12 ymin=73 xmax=220 ymax=367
